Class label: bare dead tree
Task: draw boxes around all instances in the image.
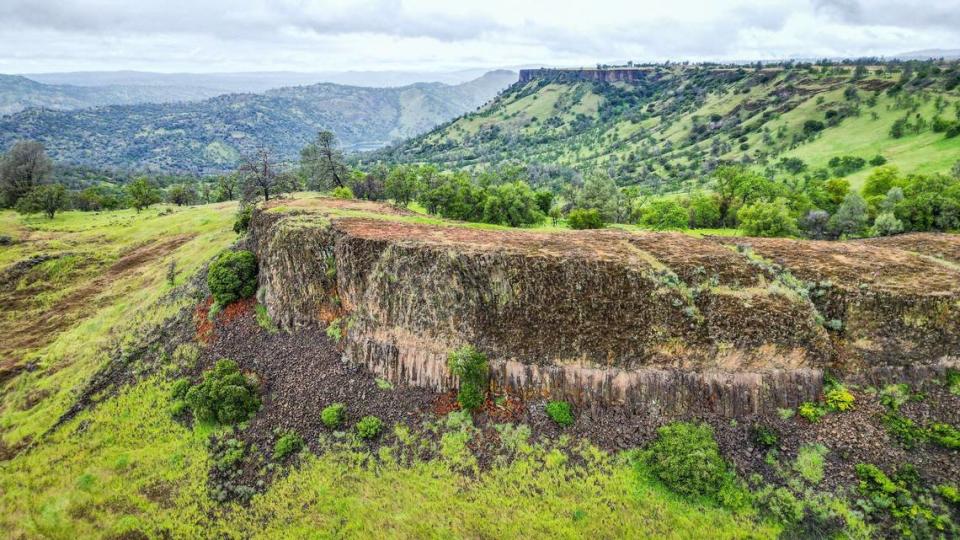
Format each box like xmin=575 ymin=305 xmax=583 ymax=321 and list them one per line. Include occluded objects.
xmin=238 ymin=147 xmax=288 ymax=203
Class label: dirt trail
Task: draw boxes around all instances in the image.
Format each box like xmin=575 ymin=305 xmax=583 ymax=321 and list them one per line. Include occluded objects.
xmin=0 ymin=234 xmax=196 ymax=383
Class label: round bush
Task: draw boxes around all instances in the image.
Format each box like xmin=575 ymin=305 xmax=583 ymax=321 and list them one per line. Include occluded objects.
xmin=545 ymin=401 xmax=574 ymax=427
xmin=321 ymin=403 xmax=347 ymax=429
xmin=646 ymin=422 xmax=731 ymax=498
xmin=185 ymin=359 xmax=261 ymax=425
xmin=567 ymin=208 xmax=605 ymax=230
xmin=356 ymin=416 xmax=383 ymax=440
xmin=207 ymin=250 xmax=258 ymax=306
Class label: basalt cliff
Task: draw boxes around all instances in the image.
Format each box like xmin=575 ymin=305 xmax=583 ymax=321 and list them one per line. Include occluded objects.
xmin=248 ymin=198 xmax=960 ymax=416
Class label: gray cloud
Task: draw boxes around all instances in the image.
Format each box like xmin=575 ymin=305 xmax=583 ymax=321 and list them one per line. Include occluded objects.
xmin=0 ymin=0 xmax=958 ymax=73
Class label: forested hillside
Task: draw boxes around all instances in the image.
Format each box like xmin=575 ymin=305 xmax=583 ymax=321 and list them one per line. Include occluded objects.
xmin=0 ymin=71 xmax=516 ymax=174
xmin=378 ymin=62 xmax=960 ymax=194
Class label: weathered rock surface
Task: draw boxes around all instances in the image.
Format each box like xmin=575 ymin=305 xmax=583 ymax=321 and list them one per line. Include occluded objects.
xmin=249 ymin=198 xmax=960 ymax=416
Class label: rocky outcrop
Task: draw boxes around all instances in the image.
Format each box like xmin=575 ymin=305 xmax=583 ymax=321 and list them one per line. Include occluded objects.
xmin=518 ymin=68 xmax=654 ymax=84
xmin=249 ymin=198 xmax=960 ymax=416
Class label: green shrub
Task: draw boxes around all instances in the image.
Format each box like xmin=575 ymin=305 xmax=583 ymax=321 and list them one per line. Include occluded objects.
xmin=184 ymin=359 xmax=261 ymax=425
xmin=356 ymin=416 xmax=384 ymax=440
xmin=927 ymin=423 xmax=960 ymax=450
xmin=273 ymin=430 xmax=304 ymax=461
xmin=207 ymin=250 xmax=257 ymax=306
xmin=750 ymin=424 xmax=779 ymax=448
xmin=545 ymin=401 xmax=574 ymax=427
xmin=325 ymin=319 xmax=343 ymax=342
xmin=938 ymin=485 xmax=960 ymax=505
xmin=737 ymin=198 xmax=799 ymax=237
xmin=756 ymin=485 xmax=804 ymax=524
xmin=567 ymin=208 xmax=605 ymax=230
xmin=215 ymin=438 xmax=246 ymax=470
xmin=798 ymin=402 xmax=826 ymax=422
xmin=825 ymin=386 xmax=855 ymax=412
xmin=947 ymin=368 xmax=960 ymax=396
xmin=879 ymin=383 xmax=911 ymax=411
xmin=331 ymin=186 xmax=355 ymax=199
xmin=447 ymin=346 xmax=489 ymax=411
xmin=646 ymin=422 xmax=732 ymax=499
xmin=639 ymin=199 xmax=688 ymax=230
xmin=233 ymin=205 xmax=252 ymax=234
xmin=321 ymin=403 xmax=346 ymax=429
xmin=855 ymin=463 xmax=957 ymax=537
xmin=882 ymin=413 xmax=926 ymax=448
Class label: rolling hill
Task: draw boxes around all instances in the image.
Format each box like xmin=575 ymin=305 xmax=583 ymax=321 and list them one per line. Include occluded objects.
xmin=0 ymin=70 xmax=517 ymax=174
xmin=376 ymin=63 xmax=960 ymax=193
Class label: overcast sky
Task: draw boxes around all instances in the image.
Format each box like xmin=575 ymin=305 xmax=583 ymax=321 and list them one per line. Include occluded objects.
xmin=1 ymin=0 xmax=958 ymax=74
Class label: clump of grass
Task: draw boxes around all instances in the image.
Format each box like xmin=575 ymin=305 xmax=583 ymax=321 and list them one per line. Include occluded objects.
xmin=545 ymin=401 xmax=574 ymax=427
xmin=793 ymin=443 xmax=828 ymax=485
xmin=254 ymin=304 xmax=279 ymax=334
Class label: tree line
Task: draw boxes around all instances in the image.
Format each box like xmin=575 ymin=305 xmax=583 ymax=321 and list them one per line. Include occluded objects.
xmin=4 ymin=132 xmax=959 ymax=240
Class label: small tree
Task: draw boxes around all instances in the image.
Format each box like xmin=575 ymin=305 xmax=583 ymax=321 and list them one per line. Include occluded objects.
xmin=216 ymin=174 xmax=239 ymax=201
xmin=639 ymin=199 xmax=688 ymax=230
xmin=384 ymin=165 xmax=421 ymax=207
xmin=300 ymin=130 xmax=349 ymax=190
xmin=567 ymin=208 xmax=605 ymax=229
xmin=801 ymin=210 xmax=831 ymax=239
xmin=862 ymin=165 xmax=901 ymax=198
xmin=125 ymin=177 xmax=161 ymax=213
xmin=16 ymin=183 xmax=67 ymax=219
xmin=167 ymin=183 xmax=198 ymax=206
xmin=239 ymin=147 xmax=288 ymax=203
xmin=447 ymin=346 xmax=489 ymax=411
xmin=737 ymin=198 xmax=799 ymax=237
xmin=829 ymin=193 xmax=869 ymax=237
xmin=0 ymin=140 xmax=52 ymax=208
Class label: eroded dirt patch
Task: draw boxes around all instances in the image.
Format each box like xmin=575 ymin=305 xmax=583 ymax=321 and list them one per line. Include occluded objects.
xmin=0 ymin=234 xmax=196 ymax=372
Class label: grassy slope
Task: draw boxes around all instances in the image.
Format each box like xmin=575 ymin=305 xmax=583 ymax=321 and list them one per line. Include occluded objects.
xmin=0 ymin=204 xmax=773 ymax=538
xmin=386 ymin=67 xmax=960 ymax=193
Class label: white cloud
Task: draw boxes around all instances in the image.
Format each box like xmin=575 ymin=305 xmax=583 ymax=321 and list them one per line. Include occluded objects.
xmin=0 ymin=0 xmax=957 ymax=73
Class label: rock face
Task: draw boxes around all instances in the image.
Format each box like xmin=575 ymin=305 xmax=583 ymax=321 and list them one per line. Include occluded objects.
xmin=249 ymin=198 xmax=960 ymax=416
xmin=518 ymin=68 xmax=653 ymax=84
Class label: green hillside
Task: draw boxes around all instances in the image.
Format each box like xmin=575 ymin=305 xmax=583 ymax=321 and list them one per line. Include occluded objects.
xmin=0 ymin=71 xmax=516 ymax=174
xmin=378 ymin=63 xmax=960 ymax=193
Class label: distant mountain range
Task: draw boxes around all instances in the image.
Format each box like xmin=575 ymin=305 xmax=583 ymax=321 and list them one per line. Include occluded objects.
xmin=0 ymin=70 xmax=517 ymax=174
xmin=21 ymin=68 xmax=509 ymax=94
xmin=0 ymin=74 xmax=225 ymax=116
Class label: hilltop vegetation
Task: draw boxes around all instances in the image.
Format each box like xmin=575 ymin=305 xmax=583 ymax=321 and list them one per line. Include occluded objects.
xmin=0 ymin=71 xmax=516 ymax=174
xmin=378 ymin=60 xmax=960 ymax=193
